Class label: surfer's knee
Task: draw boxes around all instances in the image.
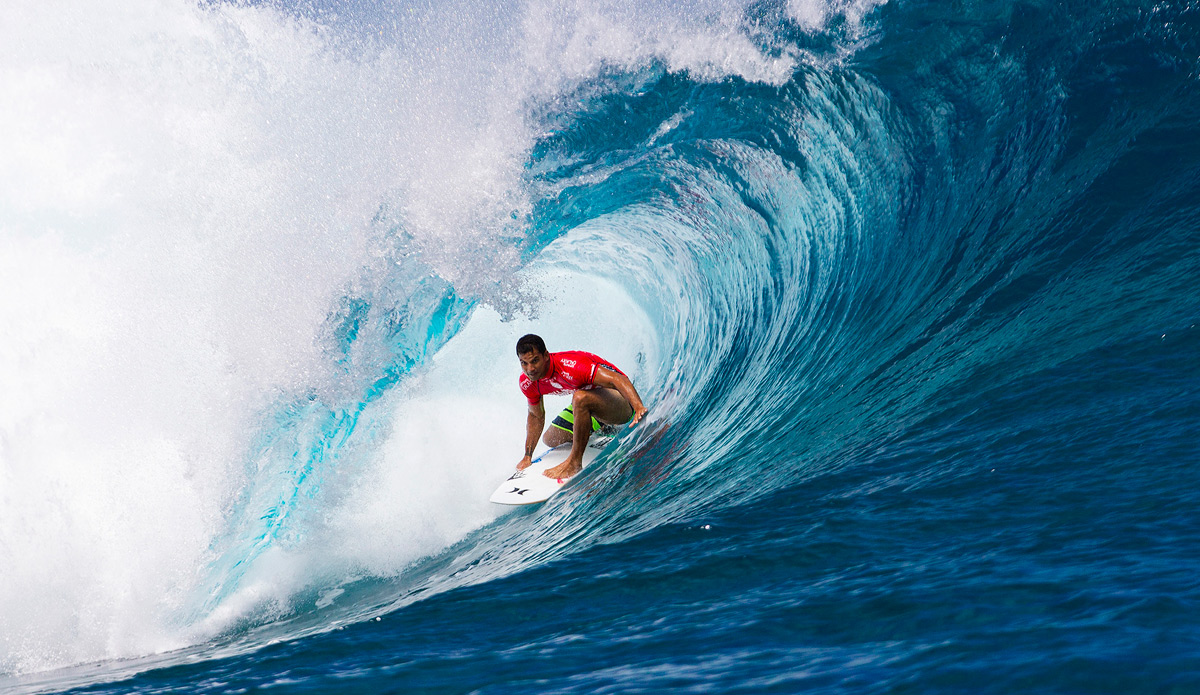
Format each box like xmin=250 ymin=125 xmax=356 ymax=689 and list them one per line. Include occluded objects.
xmin=571 ymin=388 xmax=594 ymax=410
xmin=543 ymin=426 xmax=570 ymax=447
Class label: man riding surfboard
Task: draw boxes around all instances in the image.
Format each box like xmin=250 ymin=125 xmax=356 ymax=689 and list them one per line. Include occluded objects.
xmin=516 ymin=334 xmax=648 ymax=479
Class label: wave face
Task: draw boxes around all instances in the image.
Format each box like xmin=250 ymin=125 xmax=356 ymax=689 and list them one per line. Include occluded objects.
xmin=3 ymin=0 xmax=1200 ymax=691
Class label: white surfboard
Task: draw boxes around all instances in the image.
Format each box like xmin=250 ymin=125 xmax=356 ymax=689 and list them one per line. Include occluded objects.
xmin=489 ymin=436 xmax=612 ymax=505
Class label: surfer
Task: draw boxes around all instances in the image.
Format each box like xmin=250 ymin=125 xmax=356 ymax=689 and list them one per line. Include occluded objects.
xmin=516 ymin=334 xmax=648 ymax=479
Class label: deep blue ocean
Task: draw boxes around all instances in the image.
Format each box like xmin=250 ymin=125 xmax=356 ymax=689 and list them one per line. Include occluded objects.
xmin=2 ymin=0 xmax=1199 ymax=693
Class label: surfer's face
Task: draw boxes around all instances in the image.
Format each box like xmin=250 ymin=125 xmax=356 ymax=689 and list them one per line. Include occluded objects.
xmin=519 ymin=350 xmax=549 ymax=380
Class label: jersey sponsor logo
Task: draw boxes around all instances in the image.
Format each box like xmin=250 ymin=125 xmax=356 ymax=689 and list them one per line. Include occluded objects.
xmin=550 ymin=380 xmax=564 ymax=390
xmin=560 ymin=358 xmax=577 ymax=368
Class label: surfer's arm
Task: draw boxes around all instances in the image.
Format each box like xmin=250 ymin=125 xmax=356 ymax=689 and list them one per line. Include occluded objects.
xmin=518 ymin=399 xmax=545 ymax=470
xmin=592 ymin=368 xmax=649 ymax=426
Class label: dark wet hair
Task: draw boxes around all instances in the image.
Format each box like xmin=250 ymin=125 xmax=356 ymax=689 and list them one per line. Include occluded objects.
xmin=516 ymin=334 xmax=547 ymax=356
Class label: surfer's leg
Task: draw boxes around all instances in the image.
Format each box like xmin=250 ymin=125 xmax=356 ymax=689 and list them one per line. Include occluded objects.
xmin=544 ymin=403 xmax=614 ymax=446
xmin=543 ymin=388 xmax=631 ymax=479
xmin=543 ymin=405 xmax=582 ymax=447
xmin=542 ymin=427 xmax=571 ymax=447
xmin=586 ymin=387 xmax=636 ymax=425
xmin=543 ymin=394 xmax=594 ymax=479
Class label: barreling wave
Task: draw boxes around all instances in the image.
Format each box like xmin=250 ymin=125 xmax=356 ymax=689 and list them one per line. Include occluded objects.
xmin=4 ymin=0 xmax=1199 ymax=687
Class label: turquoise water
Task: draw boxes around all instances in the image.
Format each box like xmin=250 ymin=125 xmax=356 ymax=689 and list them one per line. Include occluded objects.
xmin=2 ymin=0 xmax=1199 ymax=692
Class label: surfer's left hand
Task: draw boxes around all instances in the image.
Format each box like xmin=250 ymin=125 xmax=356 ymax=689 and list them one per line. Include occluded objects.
xmin=630 ymin=406 xmax=648 ymax=426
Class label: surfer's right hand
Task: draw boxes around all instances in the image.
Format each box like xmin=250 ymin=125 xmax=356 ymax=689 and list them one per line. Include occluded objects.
xmin=516 ymin=455 xmax=532 ymax=471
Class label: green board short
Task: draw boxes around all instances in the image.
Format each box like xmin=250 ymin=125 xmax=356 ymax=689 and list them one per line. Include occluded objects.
xmin=550 ymin=404 xmax=628 ymax=434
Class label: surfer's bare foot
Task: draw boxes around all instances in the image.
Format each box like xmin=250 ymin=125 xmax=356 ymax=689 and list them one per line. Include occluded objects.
xmin=543 ymin=459 xmax=581 ymax=480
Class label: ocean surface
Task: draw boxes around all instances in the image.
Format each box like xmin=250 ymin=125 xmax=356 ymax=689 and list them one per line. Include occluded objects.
xmin=2 ymin=0 xmax=1199 ymax=692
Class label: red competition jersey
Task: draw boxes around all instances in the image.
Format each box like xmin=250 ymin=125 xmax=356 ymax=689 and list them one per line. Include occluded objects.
xmin=519 ymin=351 xmax=626 ymax=405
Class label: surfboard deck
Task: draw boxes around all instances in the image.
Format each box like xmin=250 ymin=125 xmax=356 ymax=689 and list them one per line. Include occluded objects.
xmin=489 ymin=436 xmax=612 ymax=505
